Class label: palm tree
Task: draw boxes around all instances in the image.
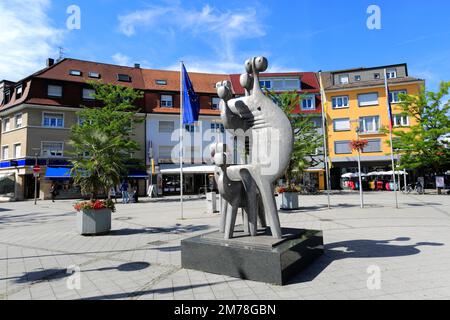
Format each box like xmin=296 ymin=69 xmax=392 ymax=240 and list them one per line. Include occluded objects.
xmin=69 ymin=127 xmax=123 ymax=200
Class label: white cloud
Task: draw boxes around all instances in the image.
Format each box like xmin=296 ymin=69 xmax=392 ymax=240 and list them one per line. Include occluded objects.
xmin=118 ymin=4 xmax=266 ymax=68
xmin=112 ymin=53 xmax=132 ymax=66
xmin=0 ymin=0 xmax=64 ymax=81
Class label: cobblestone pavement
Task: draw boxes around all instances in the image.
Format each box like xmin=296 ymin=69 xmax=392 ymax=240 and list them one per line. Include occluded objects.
xmin=1 ymin=192 xmax=449 ymax=300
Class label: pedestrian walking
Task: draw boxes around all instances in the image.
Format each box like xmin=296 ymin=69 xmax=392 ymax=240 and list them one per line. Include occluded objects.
xmin=50 ymin=182 xmax=58 ymax=203
xmin=109 ymin=187 xmax=117 ymax=203
xmin=120 ymin=180 xmax=129 ymax=204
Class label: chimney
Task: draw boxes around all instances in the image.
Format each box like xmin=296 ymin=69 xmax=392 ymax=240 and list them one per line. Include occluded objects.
xmin=46 ymin=58 xmax=55 ymax=67
xmin=134 ymin=63 xmax=141 ymax=69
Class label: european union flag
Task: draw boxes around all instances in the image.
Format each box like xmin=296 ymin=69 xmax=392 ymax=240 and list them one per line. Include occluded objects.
xmin=182 ymin=63 xmax=200 ymax=124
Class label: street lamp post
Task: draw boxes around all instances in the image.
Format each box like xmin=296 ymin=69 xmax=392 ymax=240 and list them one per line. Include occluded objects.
xmin=355 ymin=127 xmax=364 ymax=208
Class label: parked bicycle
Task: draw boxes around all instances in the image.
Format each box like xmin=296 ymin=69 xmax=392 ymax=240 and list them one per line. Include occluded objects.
xmin=300 ymin=183 xmax=320 ymax=195
xmin=402 ymin=183 xmax=424 ymax=194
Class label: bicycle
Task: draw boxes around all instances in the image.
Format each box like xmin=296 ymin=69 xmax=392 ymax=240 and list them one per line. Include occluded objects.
xmin=402 ymin=184 xmax=413 ymax=194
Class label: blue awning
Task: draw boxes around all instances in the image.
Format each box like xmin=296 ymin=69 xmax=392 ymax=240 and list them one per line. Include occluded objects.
xmin=128 ymin=170 xmax=149 ymax=179
xmin=45 ymin=167 xmax=73 ymax=180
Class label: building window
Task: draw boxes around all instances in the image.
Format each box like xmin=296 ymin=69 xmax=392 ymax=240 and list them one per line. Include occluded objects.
xmin=69 ymin=70 xmax=82 ymax=76
xmin=333 ymin=118 xmax=351 ymax=132
xmin=2 ymin=118 xmax=10 ymax=132
xmin=43 ymin=113 xmax=64 ymax=128
xmin=212 ymin=97 xmax=221 ymax=110
xmin=269 ymin=78 xmax=300 ymax=91
xmin=4 ymin=90 xmax=11 ymax=104
xmin=362 ymin=139 xmax=382 ymax=153
xmin=393 ymin=114 xmax=409 ymax=127
xmin=334 ymin=141 xmax=351 ymax=154
xmin=13 ymin=143 xmax=21 ymax=158
xmin=89 ymin=72 xmax=101 ymax=79
xmin=117 ymin=74 xmax=131 ymax=82
xmin=301 ymin=97 xmax=316 ymax=110
xmin=359 ymin=116 xmax=380 ymax=133
xmin=47 ymin=85 xmax=62 ymax=98
xmin=158 ymin=146 xmax=174 ymax=163
xmin=355 ymin=75 xmax=361 ymax=81
xmin=211 ymin=123 xmax=225 ymax=133
xmin=374 ymin=73 xmax=381 ymax=79
xmin=42 ymin=142 xmax=64 ymax=157
xmin=158 ymin=121 xmax=174 ymax=133
xmin=332 ymin=96 xmax=349 ymax=109
xmin=16 ymin=85 xmax=23 ymax=99
xmin=2 ymin=146 xmax=9 ymax=159
xmin=358 ymin=93 xmax=379 ymax=107
xmin=161 ymin=95 xmax=173 ymax=108
xmin=185 ymin=124 xmax=199 ymax=133
xmin=259 ymin=80 xmax=271 ymax=89
xmin=15 ymin=114 xmax=22 ymax=128
xmin=386 ymin=69 xmax=397 ymax=79
xmin=82 ymin=88 xmax=95 ymax=100
xmin=155 ymin=80 xmax=167 ymax=85
xmin=339 ymin=75 xmax=349 ymax=84
xmin=389 ymin=90 xmax=407 ymax=104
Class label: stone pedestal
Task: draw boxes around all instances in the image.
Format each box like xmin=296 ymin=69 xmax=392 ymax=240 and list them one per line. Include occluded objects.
xmin=181 ymin=227 xmax=323 ymax=285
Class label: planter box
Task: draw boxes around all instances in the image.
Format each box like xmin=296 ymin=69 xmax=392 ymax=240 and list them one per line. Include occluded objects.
xmin=77 ymin=209 xmax=112 ymax=235
xmin=280 ymin=192 xmax=299 ymax=210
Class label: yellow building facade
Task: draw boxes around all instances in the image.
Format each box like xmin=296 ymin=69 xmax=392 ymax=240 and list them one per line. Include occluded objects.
xmin=320 ymin=64 xmax=424 ymax=189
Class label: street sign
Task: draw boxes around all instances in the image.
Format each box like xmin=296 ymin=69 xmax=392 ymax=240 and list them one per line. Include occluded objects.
xmin=33 ymin=173 xmax=40 ymax=178
xmin=33 ymin=165 xmax=41 ymax=173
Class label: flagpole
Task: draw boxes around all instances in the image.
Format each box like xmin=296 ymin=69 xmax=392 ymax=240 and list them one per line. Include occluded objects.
xmin=318 ymin=72 xmax=332 ymax=210
xmin=384 ymin=69 xmax=399 ymax=209
xmin=180 ymin=61 xmax=184 ymax=220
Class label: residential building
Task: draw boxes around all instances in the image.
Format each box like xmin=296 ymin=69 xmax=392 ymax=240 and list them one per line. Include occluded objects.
xmin=0 ymin=58 xmax=147 ymax=200
xmin=319 ymin=64 xmax=424 ymax=189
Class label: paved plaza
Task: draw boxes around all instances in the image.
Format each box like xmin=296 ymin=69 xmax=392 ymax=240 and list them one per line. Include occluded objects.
xmin=0 ymin=192 xmax=449 ymax=300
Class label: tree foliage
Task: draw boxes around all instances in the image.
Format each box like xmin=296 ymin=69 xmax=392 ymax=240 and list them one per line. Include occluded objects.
xmin=267 ymin=91 xmax=323 ymax=184
xmin=390 ymin=82 xmax=450 ymax=173
xmin=69 ymin=81 xmax=144 ymax=199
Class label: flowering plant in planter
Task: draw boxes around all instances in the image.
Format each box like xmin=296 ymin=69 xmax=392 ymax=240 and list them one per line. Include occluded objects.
xmin=74 ymin=199 xmax=116 ymax=213
xmin=276 ymin=184 xmax=301 ymax=194
xmin=350 ymin=139 xmax=369 ymax=152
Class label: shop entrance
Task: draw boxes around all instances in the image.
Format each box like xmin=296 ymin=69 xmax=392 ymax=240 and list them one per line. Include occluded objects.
xmin=24 ymin=174 xmax=40 ymax=199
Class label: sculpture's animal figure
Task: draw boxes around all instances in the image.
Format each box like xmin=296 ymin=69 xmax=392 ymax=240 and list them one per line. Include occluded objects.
xmin=216 ymin=57 xmax=293 ymax=239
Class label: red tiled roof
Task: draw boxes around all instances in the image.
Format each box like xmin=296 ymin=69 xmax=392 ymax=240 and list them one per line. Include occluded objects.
xmin=229 ymin=72 xmax=320 ymax=95
xmin=35 ymin=58 xmax=146 ymax=89
xmin=142 ymin=69 xmax=229 ymax=94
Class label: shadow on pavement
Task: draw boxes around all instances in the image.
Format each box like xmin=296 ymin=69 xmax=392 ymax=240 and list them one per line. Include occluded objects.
xmin=288 ymin=237 xmax=444 ymax=285
xmin=5 ymin=262 xmax=152 ymax=284
xmin=109 ymin=224 xmax=210 ymax=236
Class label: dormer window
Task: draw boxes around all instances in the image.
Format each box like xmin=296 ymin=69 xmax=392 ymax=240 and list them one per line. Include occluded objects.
xmin=89 ymin=72 xmax=101 ymax=79
xmin=386 ymin=69 xmax=397 ymax=79
xmin=117 ymin=74 xmax=131 ymax=82
xmin=69 ymin=70 xmax=82 ymax=76
xmin=155 ymin=80 xmax=167 ymax=85
xmin=4 ymin=90 xmax=11 ymax=104
xmin=16 ymin=85 xmax=23 ymax=99
xmin=339 ymin=75 xmax=349 ymax=84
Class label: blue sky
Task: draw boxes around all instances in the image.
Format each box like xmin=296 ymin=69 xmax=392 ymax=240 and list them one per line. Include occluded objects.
xmin=1 ymin=0 xmax=450 ymax=91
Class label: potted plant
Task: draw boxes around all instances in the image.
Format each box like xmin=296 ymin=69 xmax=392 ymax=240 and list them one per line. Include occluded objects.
xmin=69 ymin=82 xmax=144 ymax=236
xmin=277 ymin=185 xmax=301 ymax=210
xmin=74 ymin=199 xmax=116 ymax=235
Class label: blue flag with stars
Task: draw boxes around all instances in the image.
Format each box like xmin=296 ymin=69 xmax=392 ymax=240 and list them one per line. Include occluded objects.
xmin=182 ymin=63 xmax=200 ymax=124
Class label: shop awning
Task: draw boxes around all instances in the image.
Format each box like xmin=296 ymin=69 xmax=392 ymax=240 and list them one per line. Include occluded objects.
xmin=160 ymin=165 xmax=216 ymax=175
xmin=45 ymin=167 xmax=73 ymax=179
xmin=128 ymin=170 xmax=149 ymax=179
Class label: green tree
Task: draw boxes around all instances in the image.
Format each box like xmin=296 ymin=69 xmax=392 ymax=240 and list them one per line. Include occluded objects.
xmin=267 ymin=91 xmax=323 ymax=185
xmin=69 ymin=81 xmax=144 ymax=199
xmin=389 ymin=82 xmax=450 ymax=173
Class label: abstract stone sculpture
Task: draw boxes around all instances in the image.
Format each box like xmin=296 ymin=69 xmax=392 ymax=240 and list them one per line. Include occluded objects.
xmin=214 ymin=56 xmax=294 ymax=239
